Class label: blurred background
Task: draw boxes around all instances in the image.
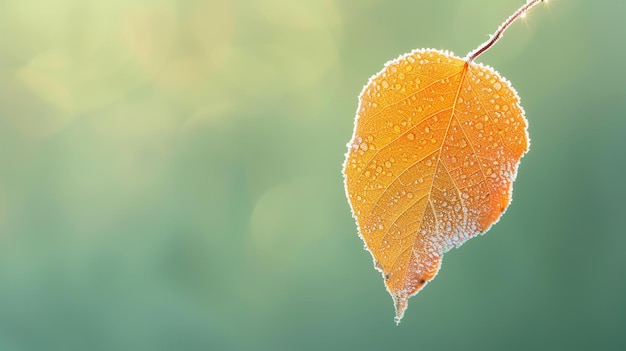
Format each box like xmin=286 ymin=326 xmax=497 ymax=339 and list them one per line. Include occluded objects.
xmin=0 ymin=0 xmax=624 ymax=350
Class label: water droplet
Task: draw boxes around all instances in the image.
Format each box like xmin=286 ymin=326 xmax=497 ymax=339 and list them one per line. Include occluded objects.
xmin=407 ymin=192 xmax=414 ymax=199
xmin=493 ymin=82 xmax=502 ymax=90
xmin=425 ymin=160 xmax=433 ymax=167
xmin=425 ymin=126 xmax=430 ymax=133
xmin=360 ymin=143 xmax=369 ymax=151
xmin=385 ymin=161 xmax=392 ymax=168
xmin=382 ymin=80 xmax=389 ymax=89
xmin=459 ymin=139 xmax=467 ymax=148
xmin=407 ymin=133 xmax=415 ymax=141
xmin=475 ymin=122 xmax=484 ymax=130
xmin=454 ymin=203 xmax=461 ymax=212
xmin=394 ymin=125 xmax=401 ymax=133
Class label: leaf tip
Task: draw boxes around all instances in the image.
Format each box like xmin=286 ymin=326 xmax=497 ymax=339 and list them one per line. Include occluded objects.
xmin=393 ymin=294 xmax=408 ymax=325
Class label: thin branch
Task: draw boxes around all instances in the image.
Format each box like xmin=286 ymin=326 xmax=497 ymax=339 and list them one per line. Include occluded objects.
xmin=466 ymin=0 xmax=545 ymax=62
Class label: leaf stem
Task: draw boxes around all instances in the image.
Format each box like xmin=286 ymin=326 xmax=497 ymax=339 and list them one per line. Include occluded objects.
xmin=466 ymin=0 xmax=545 ymax=62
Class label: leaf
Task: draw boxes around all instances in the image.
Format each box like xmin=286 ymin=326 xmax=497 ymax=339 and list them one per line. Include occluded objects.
xmin=343 ymin=0 xmax=544 ymax=324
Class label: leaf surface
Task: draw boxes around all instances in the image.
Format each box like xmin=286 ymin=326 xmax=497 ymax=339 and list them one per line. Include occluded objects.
xmin=342 ymin=49 xmax=529 ymax=322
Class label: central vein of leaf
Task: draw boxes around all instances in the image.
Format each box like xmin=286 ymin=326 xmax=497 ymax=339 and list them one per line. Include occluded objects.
xmin=421 ymin=63 xmax=468 ymax=237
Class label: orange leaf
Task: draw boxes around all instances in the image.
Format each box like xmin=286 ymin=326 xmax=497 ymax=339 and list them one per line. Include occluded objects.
xmin=343 ymin=0 xmax=544 ymax=323
xmin=343 ymin=49 xmax=528 ymax=321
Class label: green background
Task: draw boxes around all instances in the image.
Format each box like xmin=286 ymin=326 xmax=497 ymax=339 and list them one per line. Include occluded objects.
xmin=0 ymin=0 xmax=624 ymax=350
